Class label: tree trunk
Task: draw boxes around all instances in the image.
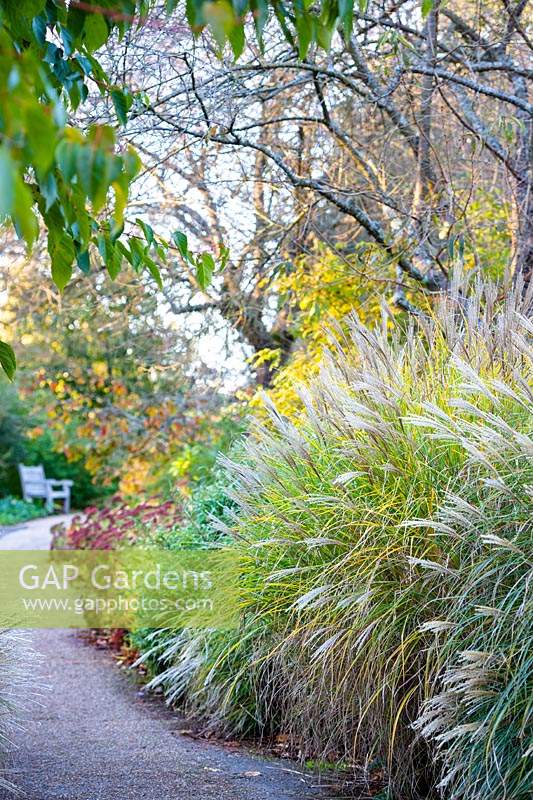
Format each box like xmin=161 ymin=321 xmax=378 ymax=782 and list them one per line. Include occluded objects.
xmin=409 ymin=0 xmax=448 ymax=295
xmin=512 ymin=173 xmax=533 ymax=306
xmin=510 ymin=91 xmax=532 ymax=309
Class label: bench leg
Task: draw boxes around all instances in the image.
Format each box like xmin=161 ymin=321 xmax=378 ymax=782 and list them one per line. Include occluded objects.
xmin=64 ymin=494 xmax=70 ymax=514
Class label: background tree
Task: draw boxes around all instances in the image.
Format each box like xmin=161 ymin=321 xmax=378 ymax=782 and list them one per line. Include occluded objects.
xmin=1 ymin=250 xmax=242 ymax=498
xmin=47 ymin=0 xmax=526 ymax=398
xmin=2 ymin=0 xmax=529 ymax=380
xmin=108 ymin=0 xmax=531 ymax=316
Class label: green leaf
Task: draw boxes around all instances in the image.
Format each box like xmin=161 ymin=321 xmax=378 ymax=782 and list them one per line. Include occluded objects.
xmin=228 ymin=23 xmax=245 ymax=59
xmin=127 ymin=236 xmax=146 ymax=271
xmin=68 ymin=188 xmax=91 ymax=246
xmin=107 ymin=154 xmax=123 ymax=184
xmin=87 ymin=123 xmax=115 ymax=149
xmin=421 ymin=0 xmax=434 ymax=17
xmin=83 ymin=13 xmax=109 ymax=52
xmin=66 ymin=6 xmax=86 ymax=39
xmin=203 ymin=0 xmax=235 ymax=48
xmin=144 ymin=256 xmax=163 ymax=289
xmin=339 ymin=0 xmax=354 ymax=36
xmin=0 ymin=149 xmax=15 ymax=217
xmin=39 ymin=172 xmax=58 ymax=211
xmin=172 ymin=230 xmax=189 ymax=259
xmin=32 ymin=14 xmax=47 ymax=45
xmin=123 ymin=146 xmax=142 ymax=179
xmin=25 ymin=106 xmax=57 ymax=172
xmin=111 ymin=88 xmax=131 ymax=126
xmin=76 ymin=248 xmax=91 ymax=274
xmin=0 ymin=341 xmax=16 ymax=381
xmin=75 ymin=54 xmax=93 ymax=76
xmin=316 ymin=21 xmax=334 ymax=50
xmin=110 ymin=225 xmax=124 ymax=246
xmin=13 ymin=179 xmax=39 ymax=248
xmin=296 ymin=14 xmax=313 ymax=59
xmin=76 ymin=145 xmax=93 ymax=195
xmin=219 ymin=244 xmax=230 ymax=270
xmin=112 ymin=174 xmax=129 ymax=227
xmin=97 ymin=232 xmax=122 ymax=279
xmin=89 ymin=149 xmax=110 ymax=211
xmin=137 ymin=218 xmax=155 ymax=246
xmin=155 ymin=243 xmax=167 ymax=262
xmin=250 ymin=0 xmax=268 ymax=43
xmin=232 ymin=0 xmax=250 ymax=14
xmin=272 ymin=4 xmax=294 ymax=46
xmin=196 ymin=251 xmax=215 ymax=289
xmin=68 ymin=80 xmax=82 ymax=112
xmin=60 ymin=24 xmax=74 ymax=56
xmin=55 ymin=139 xmax=79 ymax=182
xmin=48 ymin=231 xmax=75 ymax=290
xmin=185 ymin=0 xmax=206 ymax=30
xmin=4 ymin=0 xmax=43 ymax=39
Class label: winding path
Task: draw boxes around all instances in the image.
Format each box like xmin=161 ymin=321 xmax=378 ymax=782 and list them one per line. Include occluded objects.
xmin=0 ymin=517 xmax=321 ymax=800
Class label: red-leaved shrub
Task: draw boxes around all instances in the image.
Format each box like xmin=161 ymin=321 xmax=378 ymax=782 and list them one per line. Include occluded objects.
xmin=51 ymin=498 xmax=182 ymax=550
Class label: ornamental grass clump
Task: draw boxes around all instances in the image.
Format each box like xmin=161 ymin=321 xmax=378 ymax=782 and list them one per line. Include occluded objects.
xmin=139 ymin=282 xmax=532 ymax=799
xmin=217 ymin=283 xmax=532 ymax=797
xmin=413 ymin=375 xmax=533 ymax=800
xmin=0 ymin=629 xmax=35 ymax=793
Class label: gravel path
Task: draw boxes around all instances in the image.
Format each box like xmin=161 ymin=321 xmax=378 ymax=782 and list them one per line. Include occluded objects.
xmin=0 ymin=629 xmax=320 ymax=800
xmin=0 ymin=517 xmax=323 ymax=800
xmin=0 ymin=513 xmax=71 ymax=550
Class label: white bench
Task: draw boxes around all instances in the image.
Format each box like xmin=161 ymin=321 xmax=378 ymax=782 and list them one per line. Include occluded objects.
xmin=18 ymin=464 xmax=73 ymax=513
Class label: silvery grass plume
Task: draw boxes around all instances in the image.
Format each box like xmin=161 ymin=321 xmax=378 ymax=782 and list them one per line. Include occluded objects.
xmin=0 ymin=629 xmax=38 ymax=794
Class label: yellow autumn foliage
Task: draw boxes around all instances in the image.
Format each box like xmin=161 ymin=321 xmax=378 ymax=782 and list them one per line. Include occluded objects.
xmin=250 ymin=248 xmax=386 ymax=417
xmin=119 ymin=458 xmax=152 ymax=498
